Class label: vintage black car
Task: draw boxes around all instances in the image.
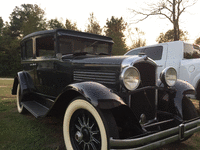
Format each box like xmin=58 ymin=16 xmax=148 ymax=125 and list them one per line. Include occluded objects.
xmin=12 ymin=29 xmax=200 ymax=150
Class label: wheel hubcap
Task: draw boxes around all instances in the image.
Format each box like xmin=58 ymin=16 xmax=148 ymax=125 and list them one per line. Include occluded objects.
xmin=75 ymin=131 xmax=83 ymax=143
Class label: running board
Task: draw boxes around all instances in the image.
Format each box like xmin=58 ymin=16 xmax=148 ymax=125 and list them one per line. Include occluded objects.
xmin=21 ymin=101 xmax=49 ymax=118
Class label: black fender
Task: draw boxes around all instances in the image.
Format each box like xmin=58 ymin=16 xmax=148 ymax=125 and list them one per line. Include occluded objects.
xmin=58 ymin=81 xmax=126 ymax=109
xmin=158 ymin=79 xmax=195 ymax=118
xmin=12 ymin=71 xmax=35 ymax=95
xmin=54 ymin=81 xmax=143 ymax=136
xmin=173 ymin=79 xmax=195 ymax=118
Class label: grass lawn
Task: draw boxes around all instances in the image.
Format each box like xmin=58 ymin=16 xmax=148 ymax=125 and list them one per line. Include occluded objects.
xmin=0 ymin=79 xmax=65 ymax=150
xmin=0 ymin=79 xmax=200 ymax=150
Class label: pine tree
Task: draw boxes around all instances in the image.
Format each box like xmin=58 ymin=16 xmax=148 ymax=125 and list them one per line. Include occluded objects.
xmin=105 ymin=16 xmax=127 ymax=55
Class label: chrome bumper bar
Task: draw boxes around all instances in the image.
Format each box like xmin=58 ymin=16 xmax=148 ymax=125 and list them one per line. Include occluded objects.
xmin=110 ymin=118 xmax=200 ymax=150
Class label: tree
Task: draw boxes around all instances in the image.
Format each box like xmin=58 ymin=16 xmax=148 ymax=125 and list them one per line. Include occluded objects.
xmin=0 ymin=22 xmax=21 ymax=77
xmin=9 ymin=4 xmax=47 ymax=38
xmin=130 ymin=0 xmax=197 ymax=41
xmin=0 ymin=17 xmax=4 ymax=52
xmin=128 ymin=27 xmax=146 ymax=49
xmin=0 ymin=17 xmax=3 ymax=34
xmin=85 ymin=13 xmax=102 ymax=35
xmin=195 ymin=37 xmax=200 ymax=45
xmin=156 ymin=29 xmax=188 ymax=43
xmin=48 ymin=19 xmax=64 ymax=29
xmin=65 ymin=19 xmax=79 ymax=31
xmin=105 ymin=16 xmax=127 ymax=55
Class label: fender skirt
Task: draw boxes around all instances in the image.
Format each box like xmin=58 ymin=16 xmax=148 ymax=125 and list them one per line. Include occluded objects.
xmin=62 ymin=81 xmax=126 ymax=109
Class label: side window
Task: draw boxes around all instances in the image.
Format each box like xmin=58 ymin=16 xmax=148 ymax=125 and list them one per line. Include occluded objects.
xmin=21 ymin=44 xmax=25 ymax=60
xmin=127 ymin=49 xmax=143 ymax=55
xmin=21 ymin=40 xmax=33 ymax=60
xmin=144 ymin=46 xmax=163 ymax=60
xmin=184 ymin=43 xmax=200 ymax=59
xmin=126 ymin=46 xmax=163 ymax=60
xmin=36 ymin=36 xmax=55 ymax=58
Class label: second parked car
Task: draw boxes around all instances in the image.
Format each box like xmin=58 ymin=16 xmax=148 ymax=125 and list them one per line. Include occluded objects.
xmin=125 ymin=41 xmax=200 ymax=100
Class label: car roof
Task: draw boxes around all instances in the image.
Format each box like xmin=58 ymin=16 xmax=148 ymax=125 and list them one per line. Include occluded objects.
xmin=22 ymin=29 xmax=114 ymax=43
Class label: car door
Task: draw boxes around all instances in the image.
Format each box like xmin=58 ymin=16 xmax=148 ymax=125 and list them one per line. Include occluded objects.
xmin=34 ymin=35 xmax=58 ymax=97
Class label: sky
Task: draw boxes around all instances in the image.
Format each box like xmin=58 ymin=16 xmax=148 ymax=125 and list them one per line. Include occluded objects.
xmin=0 ymin=0 xmax=200 ymax=47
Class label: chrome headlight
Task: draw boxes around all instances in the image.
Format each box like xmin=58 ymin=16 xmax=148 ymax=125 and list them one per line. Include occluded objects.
xmin=160 ymin=67 xmax=177 ymax=87
xmin=120 ymin=67 xmax=140 ymax=91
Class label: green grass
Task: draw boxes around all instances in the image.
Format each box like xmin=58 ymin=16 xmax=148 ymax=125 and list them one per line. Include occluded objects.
xmin=0 ymin=79 xmax=200 ymax=150
xmin=0 ymin=79 xmax=65 ymax=150
xmin=0 ymin=79 xmax=15 ymax=99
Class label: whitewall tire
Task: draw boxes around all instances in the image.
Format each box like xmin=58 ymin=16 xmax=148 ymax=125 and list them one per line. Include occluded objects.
xmin=63 ymin=98 xmax=109 ymax=150
xmin=16 ymin=84 xmax=26 ymax=114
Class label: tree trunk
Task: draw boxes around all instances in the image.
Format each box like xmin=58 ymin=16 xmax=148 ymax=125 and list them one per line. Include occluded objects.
xmin=177 ymin=20 xmax=180 ymax=40
xmin=173 ymin=0 xmax=178 ymax=41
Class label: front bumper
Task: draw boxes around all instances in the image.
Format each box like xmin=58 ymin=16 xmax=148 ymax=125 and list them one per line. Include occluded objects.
xmin=110 ymin=117 xmax=200 ymax=150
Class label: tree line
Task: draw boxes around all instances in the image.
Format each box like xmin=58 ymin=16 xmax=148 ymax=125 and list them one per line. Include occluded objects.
xmin=0 ymin=4 xmax=126 ymax=77
xmin=0 ymin=3 xmax=200 ymax=77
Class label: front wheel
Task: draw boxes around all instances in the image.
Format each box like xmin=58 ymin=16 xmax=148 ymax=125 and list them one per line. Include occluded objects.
xmin=63 ymin=98 xmax=117 ymax=150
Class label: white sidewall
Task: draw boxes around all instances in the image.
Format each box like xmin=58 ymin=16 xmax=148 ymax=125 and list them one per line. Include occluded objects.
xmin=63 ymin=99 xmax=108 ymax=150
xmin=16 ymin=84 xmax=23 ymax=113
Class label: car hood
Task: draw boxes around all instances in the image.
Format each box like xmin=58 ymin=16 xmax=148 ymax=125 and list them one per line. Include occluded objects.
xmin=70 ymin=55 xmax=157 ymax=69
xmin=71 ymin=55 xmax=129 ymax=66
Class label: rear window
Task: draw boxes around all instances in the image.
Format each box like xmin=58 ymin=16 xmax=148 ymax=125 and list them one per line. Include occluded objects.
xmin=184 ymin=43 xmax=200 ymax=59
xmin=126 ymin=46 xmax=163 ymax=60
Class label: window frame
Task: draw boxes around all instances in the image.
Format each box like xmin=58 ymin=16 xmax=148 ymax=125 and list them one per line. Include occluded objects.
xmin=35 ymin=34 xmax=56 ymax=59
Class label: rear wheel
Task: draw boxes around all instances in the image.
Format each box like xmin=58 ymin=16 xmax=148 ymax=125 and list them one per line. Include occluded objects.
xmin=63 ymin=97 xmax=118 ymax=150
xmin=16 ymin=84 xmax=27 ymax=114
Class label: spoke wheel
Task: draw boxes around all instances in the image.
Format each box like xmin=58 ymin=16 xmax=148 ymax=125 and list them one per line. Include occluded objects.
xmin=70 ymin=109 xmax=101 ymax=150
xmin=63 ymin=98 xmax=110 ymax=150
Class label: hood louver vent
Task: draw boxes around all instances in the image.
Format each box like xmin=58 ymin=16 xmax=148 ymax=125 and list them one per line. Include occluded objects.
xmin=74 ymin=70 xmax=116 ymax=85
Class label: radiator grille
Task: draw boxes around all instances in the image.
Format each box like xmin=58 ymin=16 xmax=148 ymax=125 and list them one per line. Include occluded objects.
xmin=74 ymin=70 xmax=116 ymax=85
xmin=131 ymin=62 xmax=157 ymax=120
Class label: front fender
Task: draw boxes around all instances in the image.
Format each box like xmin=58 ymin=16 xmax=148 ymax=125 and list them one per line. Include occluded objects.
xmin=158 ymin=79 xmax=195 ymax=118
xmin=173 ymin=79 xmax=195 ymax=118
xmin=62 ymin=81 xmax=126 ymax=109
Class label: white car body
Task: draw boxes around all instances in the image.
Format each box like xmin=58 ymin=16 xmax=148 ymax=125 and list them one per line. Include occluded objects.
xmin=125 ymin=41 xmax=200 ymax=99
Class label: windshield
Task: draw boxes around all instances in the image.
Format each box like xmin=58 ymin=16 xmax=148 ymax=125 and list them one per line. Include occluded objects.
xmin=59 ymin=36 xmax=111 ymax=55
xmin=126 ymin=46 xmax=163 ymax=60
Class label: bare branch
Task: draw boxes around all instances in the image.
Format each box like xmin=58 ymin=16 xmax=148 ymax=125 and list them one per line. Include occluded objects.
xmin=166 ymin=0 xmax=173 ymax=5
xmin=130 ymin=5 xmax=173 ymax=24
